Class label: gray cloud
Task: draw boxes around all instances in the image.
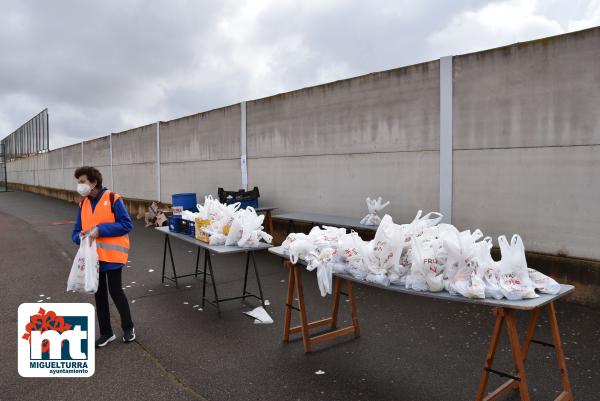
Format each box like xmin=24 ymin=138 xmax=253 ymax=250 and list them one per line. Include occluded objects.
xmin=0 ymin=0 xmax=598 ymax=148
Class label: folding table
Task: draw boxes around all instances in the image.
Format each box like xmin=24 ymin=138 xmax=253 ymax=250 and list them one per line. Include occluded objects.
xmin=156 ymin=226 xmax=272 ymax=315
xmin=273 ymin=211 xmax=379 ymax=235
xmin=269 ymin=246 xmax=574 ymax=401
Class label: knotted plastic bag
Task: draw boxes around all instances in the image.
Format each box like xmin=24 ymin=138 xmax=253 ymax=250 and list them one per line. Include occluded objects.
xmin=360 ymin=197 xmax=390 ymax=226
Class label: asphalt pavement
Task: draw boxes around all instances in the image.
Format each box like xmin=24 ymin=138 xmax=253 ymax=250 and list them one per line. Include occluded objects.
xmin=1 ymin=191 xmax=598 ymax=401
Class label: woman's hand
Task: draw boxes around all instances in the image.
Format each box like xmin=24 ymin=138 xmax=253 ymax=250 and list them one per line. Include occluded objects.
xmin=88 ymin=227 xmax=99 ymax=245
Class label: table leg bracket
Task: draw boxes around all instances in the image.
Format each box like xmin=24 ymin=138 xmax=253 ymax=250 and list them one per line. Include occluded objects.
xmin=475 ymin=303 xmax=573 ymax=401
xmin=282 ymin=261 xmax=360 ymax=353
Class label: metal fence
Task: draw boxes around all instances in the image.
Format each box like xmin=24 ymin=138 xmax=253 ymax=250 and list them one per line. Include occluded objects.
xmin=0 ymin=143 xmax=7 ymax=192
xmin=1 ymin=108 xmax=49 ymax=161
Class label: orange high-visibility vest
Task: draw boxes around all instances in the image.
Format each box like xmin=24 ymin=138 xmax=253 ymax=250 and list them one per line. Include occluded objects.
xmin=81 ymin=190 xmax=130 ymax=264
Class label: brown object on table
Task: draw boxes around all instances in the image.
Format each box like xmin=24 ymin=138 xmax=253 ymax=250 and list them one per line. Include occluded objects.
xmin=282 ymin=260 xmax=360 ymax=353
xmin=145 ymin=202 xmax=172 ymax=227
xmin=255 ymin=206 xmax=277 ymax=235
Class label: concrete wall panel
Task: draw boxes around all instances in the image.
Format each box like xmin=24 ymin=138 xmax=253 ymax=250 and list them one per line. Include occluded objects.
xmin=113 ymin=163 xmax=155 ymax=200
xmin=248 ymin=151 xmax=439 ymax=223
xmin=247 ymin=61 xmax=440 ymax=158
xmin=112 ymin=124 xmax=157 ymax=165
xmin=62 ymin=144 xmax=82 ymax=169
xmin=47 ymin=149 xmax=63 ymax=170
xmin=453 ymin=145 xmax=600 ymax=260
xmin=160 ymin=105 xmax=241 ymax=163
xmin=160 ymin=160 xmax=240 ymax=202
xmin=83 ymin=136 xmax=111 ymax=167
xmin=454 ymin=29 xmax=600 ymax=149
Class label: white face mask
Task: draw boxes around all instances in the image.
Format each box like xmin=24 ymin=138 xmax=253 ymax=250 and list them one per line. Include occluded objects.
xmin=77 ymin=183 xmax=92 ymax=197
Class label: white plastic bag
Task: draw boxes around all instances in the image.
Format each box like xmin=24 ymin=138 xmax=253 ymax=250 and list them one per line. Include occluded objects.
xmin=225 ymin=216 xmax=244 ymax=246
xmin=498 ymin=235 xmax=538 ymax=300
xmin=314 ymin=253 xmax=334 ymax=296
xmin=360 ymin=197 xmax=390 ymax=226
xmin=474 ymin=237 xmax=504 ymax=300
xmin=289 ymin=238 xmax=319 ymax=265
xmin=67 ymin=238 xmax=99 ymax=294
xmin=339 ymin=232 xmax=372 ymax=280
xmin=371 ymin=216 xmax=406 ymax=271
xmin=405 ymin=210 xmax=444 ymax=237
xmin=406 ymin=237 xmax=444 ymax=292
xmin=528 ymin=268 xmax=561 ymax=295
xmin=444 ymin=230 xmax=485 ymax=299
xmin=236 ymin=207 xmax=272 ymax=248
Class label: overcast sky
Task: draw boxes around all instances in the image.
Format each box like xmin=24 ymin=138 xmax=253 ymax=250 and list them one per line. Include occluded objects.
xmin=1 ymin=0 xmax=599 ymax=149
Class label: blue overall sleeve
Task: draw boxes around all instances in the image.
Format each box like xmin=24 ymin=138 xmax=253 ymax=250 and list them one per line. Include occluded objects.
xmin=71 ymin=207 xmax=82 ymax=245
xmin=96 ymin=198 xmax=133 ymax=238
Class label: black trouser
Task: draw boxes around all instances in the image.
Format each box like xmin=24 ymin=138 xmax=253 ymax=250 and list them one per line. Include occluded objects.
xmin=95 ymin=268 xmax=134 ymax=336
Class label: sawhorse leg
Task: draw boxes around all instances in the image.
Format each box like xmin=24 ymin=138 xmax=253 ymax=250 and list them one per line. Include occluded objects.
xmin=265 ymin=210 xmax=274 ymax=235
xmin=194 ymin=247 xmax=201 ymax=278
xmin=286 ymin=220 xmax=296 ymax=236
xmin=282 ymin=261 xmax=360 ymax=353
xmin=242 ymin=251 xmax=265 ymax=306
xmin=161 ymin=235 xmax=179 ymax=288
xmin=475 ymin=302 xmax=572 ymax=401
xmin=201 ymin=249 xmax=221 ymax=316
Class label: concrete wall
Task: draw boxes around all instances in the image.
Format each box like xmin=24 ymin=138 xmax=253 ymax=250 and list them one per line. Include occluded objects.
xmin=159 ymin=105 xmax=241 ymax=202
xmin=61 ymin=143 xmax=82 ymax=190
xmin=112 ymin=124 xmax=157 ymax=200
xmin=247 ymin=61 xmax=440 ymax=222
xmin=452 ymin=27 xmax=600 ymax=261
xmin=5 ymin=27 xmax=600 ymax=262
xmin=82 ymin=136 xmax=111 ymax=193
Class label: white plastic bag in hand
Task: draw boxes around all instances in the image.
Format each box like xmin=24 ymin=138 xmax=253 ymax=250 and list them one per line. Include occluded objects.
xmin=67 ymin=237 xmax=99 ymax=294
xmin=498 ymin=235 xmax=538 ymax=300
xmin=360 ymin=197 xmax=390 ymax=226
xmin=528 ymin=268 xmax=561 ymax=294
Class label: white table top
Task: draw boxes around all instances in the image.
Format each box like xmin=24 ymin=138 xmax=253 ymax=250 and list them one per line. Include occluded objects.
xmin=273 ymin=212 xmax=379 ymax=231
xmin=156 ymin=226 xmax=272 ymax=254
xmin=268 ymin=246 xmax=575 ymax=310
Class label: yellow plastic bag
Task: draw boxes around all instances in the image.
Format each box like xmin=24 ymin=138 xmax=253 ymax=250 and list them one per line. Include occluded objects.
xmin=195 ymin=218 xmax=211 ymax=242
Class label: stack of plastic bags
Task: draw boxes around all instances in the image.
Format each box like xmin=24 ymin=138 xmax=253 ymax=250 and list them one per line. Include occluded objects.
xmin=224 ymin=206 xmax=273 ymax=248
xmin=280 ymin=210 xmax=561 ymax=300
xmin=190 ymin=195 xmax=273 ymax=248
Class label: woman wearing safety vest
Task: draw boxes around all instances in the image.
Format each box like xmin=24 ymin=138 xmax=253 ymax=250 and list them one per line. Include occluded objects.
xmin=71 ymin=166 xmax=136 ymax=347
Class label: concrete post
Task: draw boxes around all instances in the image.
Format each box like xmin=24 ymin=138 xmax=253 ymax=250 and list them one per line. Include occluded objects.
xmin=439 ymin=56 xmax=453 ymax=224
xmin=240 ymin=101 xmax=248 ymax=191
xmin=156 ymin=122 xmax=161 ymax=202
